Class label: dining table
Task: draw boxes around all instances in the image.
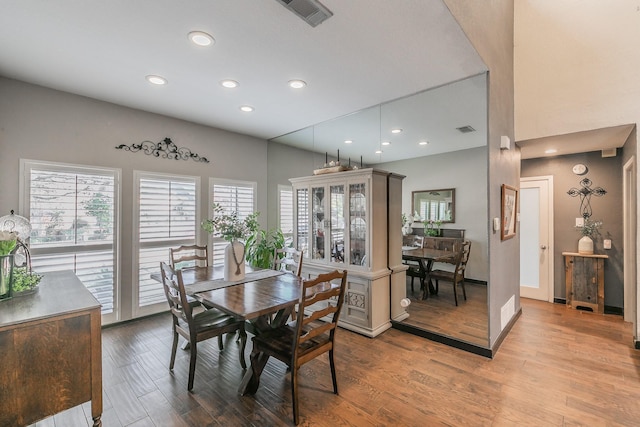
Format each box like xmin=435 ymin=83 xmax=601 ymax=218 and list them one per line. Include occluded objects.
xmin=402 ymin=246 xmax=455 ymax=300
xmin=154 ymin=265 xmax=303 ymax=395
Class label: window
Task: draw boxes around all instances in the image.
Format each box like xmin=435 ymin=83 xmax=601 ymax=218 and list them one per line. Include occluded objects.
xmin=278 ymin=185 xmax=293 ymax=244
xmin=21 ymin=160 xmax=120 ymax=324
xmin=210 ymin=179 xmax=256 ymax=266
xmin=134 ymin=172 xmax=199 ymax=317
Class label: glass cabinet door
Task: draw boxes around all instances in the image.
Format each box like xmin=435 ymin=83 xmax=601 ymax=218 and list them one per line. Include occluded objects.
xmin=295 ymin=188 xmax=309 ymax=257
xmin=311 ymin=186 xmax=325 ymax=260
xmin=349 ymin=182 xmax=367 ymax=266
xmin=329 ymin=184 xmax=345 ymax=264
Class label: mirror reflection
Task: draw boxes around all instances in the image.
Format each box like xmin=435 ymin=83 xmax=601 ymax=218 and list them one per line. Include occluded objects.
xmin=269 ymin=73 xmax=489 ymax=350
xmin=412 ymin=189 xmax=455 ymax=223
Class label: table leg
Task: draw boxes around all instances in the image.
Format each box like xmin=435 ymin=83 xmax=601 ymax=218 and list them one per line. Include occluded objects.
xmin=239 ymin=307 xmax=294 ymax=395
xmin=420 ymin=259 xmax=437 ymax=299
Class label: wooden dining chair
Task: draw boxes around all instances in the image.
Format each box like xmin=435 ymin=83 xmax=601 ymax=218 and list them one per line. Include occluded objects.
xmin=160 ymin=262 xmax=247 ymax=391
xmin=430 ymin=240 xmax=471 ymax=306
xmin=170 ymin=244 xmax=208 ymax=269
xmin=272 ymin=247 xmax=303 ymax=277
xmin=249 ymin=270 xmax=348 ymax=425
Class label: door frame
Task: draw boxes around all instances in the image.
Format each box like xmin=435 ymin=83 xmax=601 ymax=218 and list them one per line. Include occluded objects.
xmin=623 ymin=156 xmax=636 ymax=325
xmin=520 ymin=175 xmax=555 ymax=303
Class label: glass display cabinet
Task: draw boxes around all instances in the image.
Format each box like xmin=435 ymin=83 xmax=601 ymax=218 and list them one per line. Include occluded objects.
xmin=291 ymin=168 xmax=406 ymax=337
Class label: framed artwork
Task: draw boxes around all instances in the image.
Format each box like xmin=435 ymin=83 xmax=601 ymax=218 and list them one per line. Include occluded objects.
xmin=501 ymin=184 xmax=518 ymax=240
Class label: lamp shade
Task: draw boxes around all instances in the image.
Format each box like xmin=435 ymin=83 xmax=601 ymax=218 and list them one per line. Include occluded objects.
xmin=0 ymin=210 xmax=32 ymax=240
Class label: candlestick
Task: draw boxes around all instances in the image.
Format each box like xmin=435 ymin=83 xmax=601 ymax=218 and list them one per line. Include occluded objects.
xmin=337 ymin=149 xmax=340 ymax=162
xmin=360 ymin=155 xmax=363 ymax=167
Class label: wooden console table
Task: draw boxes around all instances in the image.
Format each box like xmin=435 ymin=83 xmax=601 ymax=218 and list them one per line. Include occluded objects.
xmin=563 ymin=252 xmax=608 ymax=314
xmin=0 ymin=270 xmax=102 ymax=426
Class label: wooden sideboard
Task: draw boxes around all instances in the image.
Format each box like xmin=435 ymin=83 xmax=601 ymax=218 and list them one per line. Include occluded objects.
xmin=563 ymin=252 xmax=608 ymax=314
xmin=0 ymin=270 xmax=102 ymax=426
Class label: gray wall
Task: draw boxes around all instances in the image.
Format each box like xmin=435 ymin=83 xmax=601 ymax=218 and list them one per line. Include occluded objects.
xmin=0 ymin=77 xmax=270 ymax=322
xmin=446 ymin=0 xmax=518 ymax=348
xmin=522 ymin=151 xmax=624 ymax=308
xmin=378 ymin=146 xmax=488 ymax=282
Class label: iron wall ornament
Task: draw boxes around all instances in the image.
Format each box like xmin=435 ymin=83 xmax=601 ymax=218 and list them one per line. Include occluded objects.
xmin=567 ymin=177 xmax=607 ymax=219
xmin=115 ymin=137 xmax=210 ymax=163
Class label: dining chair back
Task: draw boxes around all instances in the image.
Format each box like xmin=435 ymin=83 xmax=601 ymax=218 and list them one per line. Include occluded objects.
xmin=170 ymin=244 xmax=208 ymax=269
xmin=249 ymin=269 xmax=348 ymax=425
xmin=430 ymin=240 xmax=471 ymax=306
xmin=159 ymin=262 xmax=246 ymax=391
xmin=272 ymin=247 xmax=303 ymax=277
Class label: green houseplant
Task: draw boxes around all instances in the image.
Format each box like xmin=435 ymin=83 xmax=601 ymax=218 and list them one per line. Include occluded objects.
xmin=245 ymin=227 xmax=286 ymax=269
xmin=12 ymin=267 xmax=42 ymax=295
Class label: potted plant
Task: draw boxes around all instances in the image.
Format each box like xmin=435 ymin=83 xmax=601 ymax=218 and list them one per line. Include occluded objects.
xmin=576 ymin=217 xmax=602 ymax=255
xmin=423 ymin=219 xmax=442 ymax=237
xmin=11 ymin=266 xmax=42 ymax=296
xmin=201 ymin=204 xmax=259 ymax=281
xmin=245 ymin=227 xmax=286 ymax=269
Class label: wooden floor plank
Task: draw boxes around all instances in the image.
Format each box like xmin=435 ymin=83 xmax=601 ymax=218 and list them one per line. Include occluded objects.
xmin=28 ymin=298 xmax=640 ymax=426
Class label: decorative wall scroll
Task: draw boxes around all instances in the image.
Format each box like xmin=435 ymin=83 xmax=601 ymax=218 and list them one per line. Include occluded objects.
xmin=567 ymin=177 xmax=606 ymax=219
xmin=115 ymin=137 xmax=210 ymax=163
xmin=501 ymin=184 xmax=518 ymax=241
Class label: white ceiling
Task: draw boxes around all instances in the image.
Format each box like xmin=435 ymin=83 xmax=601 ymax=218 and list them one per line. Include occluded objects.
xmin=0 ymin=0 xmax=489 ymax=164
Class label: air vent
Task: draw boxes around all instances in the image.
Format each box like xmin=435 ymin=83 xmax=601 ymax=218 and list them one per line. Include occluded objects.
xmin=275 ymin=0 xmax=333 ymax=27
xmin=456 ymin=125 xmax=476 ymax=133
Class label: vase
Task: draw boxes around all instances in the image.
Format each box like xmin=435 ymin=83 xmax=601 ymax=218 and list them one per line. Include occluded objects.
xmin=578 ymin=235 xmax=594 ymax=255
xmin=224 ymin=240 xmax=246 ymax=281
xmin=0 ymin=254 xmax=14 ymax=300
xmin=402 ymin=225 xmax=412 ymax=236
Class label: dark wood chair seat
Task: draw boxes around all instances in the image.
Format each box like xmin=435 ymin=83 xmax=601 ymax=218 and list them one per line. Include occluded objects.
xmin=250 ymin=270 xmax=348 ymax=425
xmin=160 ymin=262 xmax=247 ymax=391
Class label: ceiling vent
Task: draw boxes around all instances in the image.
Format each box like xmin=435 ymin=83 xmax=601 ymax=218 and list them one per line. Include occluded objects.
xmin=456 ymin=125 xmax=476 ymax=134
xmin=275 ymin=0 xmax=333 ymax=27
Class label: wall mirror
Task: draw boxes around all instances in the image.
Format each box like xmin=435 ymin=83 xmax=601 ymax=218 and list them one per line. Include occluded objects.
xmin=411 ymin=188 xmax=455 ymax=223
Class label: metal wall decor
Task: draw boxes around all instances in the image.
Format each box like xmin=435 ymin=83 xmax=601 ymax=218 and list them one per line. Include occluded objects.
xmin=567 ymin=177 xmax=607 ymax=219
xmin=115 ymin=137 xmax=210 ymax=163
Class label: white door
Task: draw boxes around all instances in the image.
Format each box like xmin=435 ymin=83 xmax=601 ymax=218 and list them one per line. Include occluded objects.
xmin=520 ymin=177 xmax=554 ymax=301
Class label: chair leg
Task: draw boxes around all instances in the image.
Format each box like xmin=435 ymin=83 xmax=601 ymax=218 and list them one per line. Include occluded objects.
xmin=291 ymin=365 xmax=299 ymax=425
xmin=410 ymin=275 xmax=415 ymax=293
xmin=238 ymin=328 xmax=247 ymax=369
xmin=453 ymin=280 xmax=459 ymax=306
xmin=329 ymin=349 xmax=338 ymax=395
xmin=169 ymin=330 xmax=179 ymax=370
xmin=188 ymin=343 xmax=197 ymax=391
xmin=460 ymin=279 xmax=467 ymax=300
xmin=218 ymin=334 xmax=224 ymax=350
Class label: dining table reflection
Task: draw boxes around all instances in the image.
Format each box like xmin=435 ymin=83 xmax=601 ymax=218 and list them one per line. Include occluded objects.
xmin=402 ymin=247 xmax=455 ymax=300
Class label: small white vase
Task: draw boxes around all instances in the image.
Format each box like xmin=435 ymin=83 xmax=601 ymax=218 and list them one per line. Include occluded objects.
xmin=578 ymin=235 xmax=594 ymax=255
xmin=224 ymin=240 xmax=246 ymax=281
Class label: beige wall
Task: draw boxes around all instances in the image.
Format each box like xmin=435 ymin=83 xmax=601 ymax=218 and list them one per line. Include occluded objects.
xmin=0 ymin=77 xmax=269 ymax=322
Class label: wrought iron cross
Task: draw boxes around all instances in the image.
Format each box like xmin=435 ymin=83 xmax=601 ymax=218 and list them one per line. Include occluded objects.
xmin=567 ymin=177 xmax=606 ymax=219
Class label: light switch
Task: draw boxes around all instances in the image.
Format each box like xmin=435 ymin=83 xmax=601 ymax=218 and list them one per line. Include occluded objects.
xmin=575 ymin=217 xmax=584 ymax=227
xmin=493 ymin=217 xmax=500 ymax=231
xmin=604 ymin=239 xmax=612 ymax=249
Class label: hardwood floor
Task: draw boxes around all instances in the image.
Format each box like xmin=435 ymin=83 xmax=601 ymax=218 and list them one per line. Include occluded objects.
xmin=401 ymin=278 xmax=489 ymax=346
xmin=32 ymin=299 xmax=639 ymax=426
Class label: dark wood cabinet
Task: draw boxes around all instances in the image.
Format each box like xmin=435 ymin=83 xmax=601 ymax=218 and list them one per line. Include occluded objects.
xmin=0 ymin=271 xmax=102 ymax=426
xmin=563 ymin=252 xmax=608 ymax=314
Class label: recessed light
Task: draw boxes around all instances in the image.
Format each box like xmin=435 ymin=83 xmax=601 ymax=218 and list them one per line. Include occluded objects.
xmin=375 ymin=150 xmax=383 ymax=154
xmin=344 ymin=140 xmax=353 ymax=144
xmin=391 ymin=128 xmax=402 ymax=134
xmin=288 ymin=79 xmax=307 ymax=89
xmin=146 ymin=75 xmax=167 ymax=85
xmin=239 ymin=105 xmax=254 ymax=112
xmin=419 ymin=141 xmax=429 ymax=145
xmin=188 ymin=31 xmax=214 ymax=46
xmin=545 ymin=149 xmax=557 ymax=154
xmin=381 ymin=141 xmax=390 ymax=146
xmin=220 ymin=79 xmax=239 ymax=88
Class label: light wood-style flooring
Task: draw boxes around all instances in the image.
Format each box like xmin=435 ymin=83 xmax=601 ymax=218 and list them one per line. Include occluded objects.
xmin=402 ymin=278 xmax=489 ymax=346
xmin=32 ymin=298 xmax=639 ymax=426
